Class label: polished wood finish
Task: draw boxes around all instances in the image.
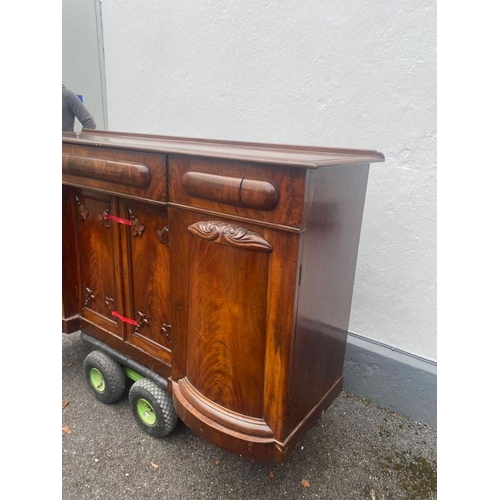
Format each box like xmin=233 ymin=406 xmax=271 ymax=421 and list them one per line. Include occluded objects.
xmin=62 ymin=153 xmax=151 ymax=187
xmin=62 ymin=186 xmax=81 ymax=333
xmin=62 ymin=144 xmax=167 ymax=204
xmin=62 ymin=130 xmax=384 ymax=462
xmin=63 ymin=129 xmax=385 ymax=167
xmin=287 ymin=164 xmax=370 ymax=436
xmin=119 ymin=200 xmax=173 ymax=361
xmin=240 ymin=178 xmax=280 ymax=210
xmin=76 ymin=191 xmax=122 ymax=338
xmin=181 ymin=171 xmax=279 ymax=210
xmin=169 ymin=155 xmax=305 ymax=229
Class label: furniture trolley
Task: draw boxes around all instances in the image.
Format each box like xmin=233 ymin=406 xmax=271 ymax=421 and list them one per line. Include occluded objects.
xmin=62 ymin=129 xmax=384 ymax=462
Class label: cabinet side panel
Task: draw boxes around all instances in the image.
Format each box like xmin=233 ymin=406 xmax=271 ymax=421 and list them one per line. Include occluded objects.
xmin=287 ymin=164 xmax=370 ymax=435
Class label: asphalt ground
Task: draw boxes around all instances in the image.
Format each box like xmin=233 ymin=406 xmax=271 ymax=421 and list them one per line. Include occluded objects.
xmin=62 ymin=332 xmax=437 ymax=499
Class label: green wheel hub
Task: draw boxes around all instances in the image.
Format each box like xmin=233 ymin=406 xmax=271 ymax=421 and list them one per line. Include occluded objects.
xmin=137 ymin=398 xmax=157 ymax=425
xmin=89 ymin=368 xmax=105 ymax=393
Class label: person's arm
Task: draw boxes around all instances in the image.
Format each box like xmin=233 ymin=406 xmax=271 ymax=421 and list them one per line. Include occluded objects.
xmin=67 ymin=90 xmax=96 ymax=129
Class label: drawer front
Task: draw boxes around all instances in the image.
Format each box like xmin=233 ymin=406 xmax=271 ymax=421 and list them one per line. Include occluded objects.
xmin=168 ymin=156 xmax=306 ymax=228
xmin=62 ymin=144 xmax=167 ymax=204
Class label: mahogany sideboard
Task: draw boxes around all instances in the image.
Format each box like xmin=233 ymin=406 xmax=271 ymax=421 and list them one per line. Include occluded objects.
xmin=62 ymin=129 xmax=384 ymax=462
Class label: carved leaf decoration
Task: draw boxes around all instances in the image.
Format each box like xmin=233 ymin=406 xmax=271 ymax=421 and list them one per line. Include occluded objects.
xmin=129 ymin=209 xmax=145 ymax=237
xmin=104 ymin=296 xmax=115 ymax=312
xmin=157 ymin=226 xmax=169 ymax=245
xmin=187 ymin=221 xmax=272 ymax=253
xmin=84 ymin=287 xmax=95 ymax=307
xmin=187 ymin=221 xmax=220 ymax=241
xmin=161 ymin=323 xmax=172 ymax=344
xmin=99 ymin=208 xmax=111 ymax=229
xmin=135 ymin=311 xmax=148 ymax=333
xmin=75 ymin=196 xmax=89 ymax=221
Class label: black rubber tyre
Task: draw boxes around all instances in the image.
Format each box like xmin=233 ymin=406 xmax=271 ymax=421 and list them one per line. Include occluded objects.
xmin=83 ymin=350 xmax=126 ymax=404
xmin=129 ymin=378 xmax=178 ymax=438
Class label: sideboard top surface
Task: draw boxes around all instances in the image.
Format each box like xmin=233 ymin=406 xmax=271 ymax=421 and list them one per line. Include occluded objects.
xmin=62 ymin=129 xmax=385 ymax=169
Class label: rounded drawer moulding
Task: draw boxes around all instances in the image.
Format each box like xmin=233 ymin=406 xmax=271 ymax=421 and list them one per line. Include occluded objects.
xmin=181 ymin=171 xmax=279 ymax=210
xmin=62 ymin=153 xmax=151 ymax=187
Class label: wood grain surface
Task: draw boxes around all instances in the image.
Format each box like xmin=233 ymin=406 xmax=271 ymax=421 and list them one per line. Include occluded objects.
xmin=62 ymin=130 xmax=382 ymax=462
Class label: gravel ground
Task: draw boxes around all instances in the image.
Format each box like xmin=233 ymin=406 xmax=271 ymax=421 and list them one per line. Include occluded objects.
xmin=62 ymin=332 xmax=437 ymax=499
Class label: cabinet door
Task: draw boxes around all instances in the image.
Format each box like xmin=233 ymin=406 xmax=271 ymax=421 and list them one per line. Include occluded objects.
xmin=170 ymin=209 xmax=300 ymax=442
xmin=185 ymin=220 xmax=270 ymax=418
xmin=120 ymin=200 xmax=172 ymax=363
xmin=74 ymin=191 xmax=123 ymax=339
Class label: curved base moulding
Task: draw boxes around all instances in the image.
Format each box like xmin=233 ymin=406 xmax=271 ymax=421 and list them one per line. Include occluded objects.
xmin=176 ymin=378 xmax=274 ymax=437
xmin=172 ymin=378 xmax=287 ymax=462
xmin=172 ymin=375 xmax=344 ymax=463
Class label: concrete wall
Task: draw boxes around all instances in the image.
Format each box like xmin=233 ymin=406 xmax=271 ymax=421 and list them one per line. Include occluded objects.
xmin=100 ymin=1 xmax=436 ymax=363
xmin=62 ymin=0 xmax=107 ymax=130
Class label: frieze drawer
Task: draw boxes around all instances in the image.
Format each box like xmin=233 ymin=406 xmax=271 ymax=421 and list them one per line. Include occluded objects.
xmin=168 ymin=155 xmax=306 ymax=229
xmin=62 ymin=144 xmax=167 ymax=204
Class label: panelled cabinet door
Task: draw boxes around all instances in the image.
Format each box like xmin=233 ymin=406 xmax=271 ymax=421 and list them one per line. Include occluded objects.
xmin=184 ymin=219 xmax=271 ymax=418
xmin=170 ymin=208 xmax=300 ymax=447
xmin=119 ymin=200 xmax=172 ymax=363
xmin=74 ymin=191 xmax=122 ymax=338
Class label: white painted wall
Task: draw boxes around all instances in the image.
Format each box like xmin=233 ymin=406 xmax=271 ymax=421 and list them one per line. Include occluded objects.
xmin=62 ymin=0 xmax=107 ymax=130
xmin=101 ymin=0 xmax=436 ymax=360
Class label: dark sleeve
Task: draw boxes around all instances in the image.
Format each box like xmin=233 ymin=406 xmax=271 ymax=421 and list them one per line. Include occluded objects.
xmin=66 ymin=90 xmax=97 ymax=129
